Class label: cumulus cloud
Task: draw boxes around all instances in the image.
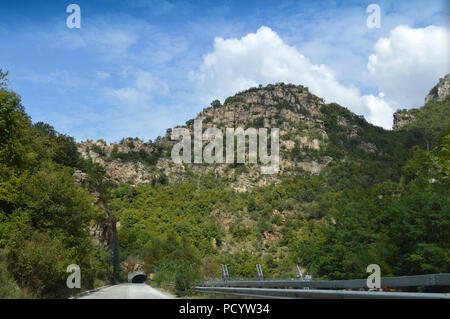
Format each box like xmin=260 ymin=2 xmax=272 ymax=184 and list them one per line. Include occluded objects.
xmin=362 ymin=94 xmax=395 ymax=128
xmin=193 ymin=26 xmax=392 ymax=128
xmin=193 ymin=25 xmax=450 ymax=129
xmin=368 ymin=25 xmax=450 ymax=108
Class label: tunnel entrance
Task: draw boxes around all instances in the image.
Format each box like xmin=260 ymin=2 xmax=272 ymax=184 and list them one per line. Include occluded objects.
xmin=131 ymin=274 xmax=147 ymax=283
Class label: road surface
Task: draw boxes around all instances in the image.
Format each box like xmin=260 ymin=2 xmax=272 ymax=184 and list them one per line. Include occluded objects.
xmin=80 ymin=283 xmax=173 ymax=299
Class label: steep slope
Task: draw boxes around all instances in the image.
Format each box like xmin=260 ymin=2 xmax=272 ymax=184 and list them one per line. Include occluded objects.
xmin=94 ymin=75 xmax=449 ymax=282
xmin=0 ymin=69 xmax=116 ymax=298
xmin=394 ymin=74 xmax=450 ymax=132
xmin=80 ymin=82 xmax=410 ymax=191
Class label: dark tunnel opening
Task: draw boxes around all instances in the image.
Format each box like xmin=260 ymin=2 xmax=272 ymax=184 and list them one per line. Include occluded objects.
xmin=131 ymin=274 xmax=147 ymax=283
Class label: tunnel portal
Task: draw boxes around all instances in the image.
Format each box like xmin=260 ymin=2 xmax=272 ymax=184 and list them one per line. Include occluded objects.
xmin=131 ymin=274 xmax=147 ymax=283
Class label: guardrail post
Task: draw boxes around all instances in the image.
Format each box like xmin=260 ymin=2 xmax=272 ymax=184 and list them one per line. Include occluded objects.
xmin=221 ymin=264 xmax=229 ymax=281
xmin=304 ymin=272 xmax=312 ymax=289
xmin=256 ymin=264 xmax=264 ymax=280
xmin=221 ymin=264 xmax=225 ymax=281
xmin=296 ymin=264 xmax=303 ymax=280
xmin=225 ymin=264 xmax=229 ymax=281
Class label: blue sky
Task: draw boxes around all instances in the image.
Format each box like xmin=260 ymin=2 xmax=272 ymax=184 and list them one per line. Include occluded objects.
xmin=0 ymin=0 xmax=449 ymax=142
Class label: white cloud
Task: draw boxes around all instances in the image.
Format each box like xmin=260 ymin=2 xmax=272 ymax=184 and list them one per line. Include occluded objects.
xmin=17 ymin=69 xmax=90 ymax=88
xmin=58 ymin=28 xmax=139 ymax=56
xmin=134 ymin=70 xmax=169 ymax=94
xmin=368 ymin=25 xmax=450 ymax=108
xmin=101 ymin=68 xmax=171 ymax=126
xmin=44 ymin=16 xmax=143 ymax=59
xmin=362 ymin=94 xmax=394 ymax=129
xmin=110 ymin=87 xmax=147 ymax=106
xmin=193 ymin=25 xmax=450 ymax=129
xmin=193 ymin=26 xmax=392 ymax=128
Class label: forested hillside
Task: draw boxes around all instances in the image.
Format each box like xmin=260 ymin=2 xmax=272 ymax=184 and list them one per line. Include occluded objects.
xmin=106 ymin=75 xmax=449 ymax=293
xmin=0 ymin=69 xmax=114 ymax=298
xmin=0 ymin=68 xmax=448 ymax=297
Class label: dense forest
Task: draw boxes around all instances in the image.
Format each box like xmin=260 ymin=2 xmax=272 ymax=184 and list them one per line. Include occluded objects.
xmin=0 ymin=69 xmax=111 ymax=298
xmin=0 ymin=68 xmax=448 ymax=298
xmin=111 ymin=120 xmax=449 ymax=287
xmin=110 ymin=81 xmax=449 ymax=293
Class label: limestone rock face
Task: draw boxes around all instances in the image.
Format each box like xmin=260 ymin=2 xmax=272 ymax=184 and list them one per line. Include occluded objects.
xmin=77 ymin=83 xmax=336 ymax=189
xmin=425 ymin=74 xmax=450 ymax=104
xmin=105 ymin=160 xmax=151 ymax=186
xmin=392 ymin=74 xmax=449 ymax=130
xmin=73 ymin=169 xmax=88 ymax=186
xmin=78 ymin=138 xmax=161 ymax=187
xmin=195 ymin=83 xmax=325 ymax=131
xmin=76 ymin=82 xmax=398 ymax=190
xmin=393 ymin=112 xmax=416 ymax=130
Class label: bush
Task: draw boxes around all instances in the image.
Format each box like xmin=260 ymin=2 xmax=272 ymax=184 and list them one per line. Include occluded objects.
xmin=175 ymin=267 xmax=200 ymax=296
xmin=7 ymin=232 xmax=72 ymax=298
xmin=0 ymin=250 xmax=33 ymax=298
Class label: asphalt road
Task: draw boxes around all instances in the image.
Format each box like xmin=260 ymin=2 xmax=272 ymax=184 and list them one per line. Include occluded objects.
xmin=80 ymin=283 xmax=173 ymax=299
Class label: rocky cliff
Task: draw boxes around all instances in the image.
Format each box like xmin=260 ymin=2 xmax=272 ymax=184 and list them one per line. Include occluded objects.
xmin=78 ymin=76 xmax=449 ymax=190
xmin=425 ymin=74 xmax=450 ymax=104
xmin=393 ymin=73 xmax=450 ymax=130
xmin=77 ymin=83 xmax=334 ymax=190
xmin=393 ymin=112 xmax=416 ymax=130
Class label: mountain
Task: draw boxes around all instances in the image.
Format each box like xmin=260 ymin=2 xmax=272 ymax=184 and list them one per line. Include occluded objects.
xmin=425 ymin=74 xmax=450 ymax=104
xmin=1 ymin=67 xmax=448 ymax=298
xmin=394 ymin=74 xmax=450 ymax=131
xmin=79 ymin=82 xmax=416 ymax=190
xmin=76 ymin=75 xmax=449 ymax=285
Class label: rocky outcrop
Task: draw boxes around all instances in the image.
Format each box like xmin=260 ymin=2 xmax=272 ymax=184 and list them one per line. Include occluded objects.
xmin=393 ymin=112 xmax=415 ymax=130
xmin=165 ymin=83 xmax=331 ymax=178
xmin=194 ymin=83 xmax=325 ymax=131
xmin=78 ymin=76 xmax=449 ymax=187
xmin=82 ymin=81 xmax=443 ymax=191
xmin=78 ymin=83 xmax=336 ymax=190
xmin=78 ymin=138 xmax=161 ymax=187
xmin=425 ymin=74 xmax=450 ymax=104
xmin=104 ymin=160 xmax=152 ymax=186
xmin=73 ymin=169 xmax=88 ymax=186
xmin=393 ymin=74 xmax=449 ymax=130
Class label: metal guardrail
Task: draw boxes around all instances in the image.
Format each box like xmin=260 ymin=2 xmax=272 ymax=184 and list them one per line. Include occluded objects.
xmin=195 ymin=273 xmax=450 ymax=299
xmin=199 ymin=273 xmax=450 ymax=289
xmin=194 ymin=286 xmax=450 ymax=299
